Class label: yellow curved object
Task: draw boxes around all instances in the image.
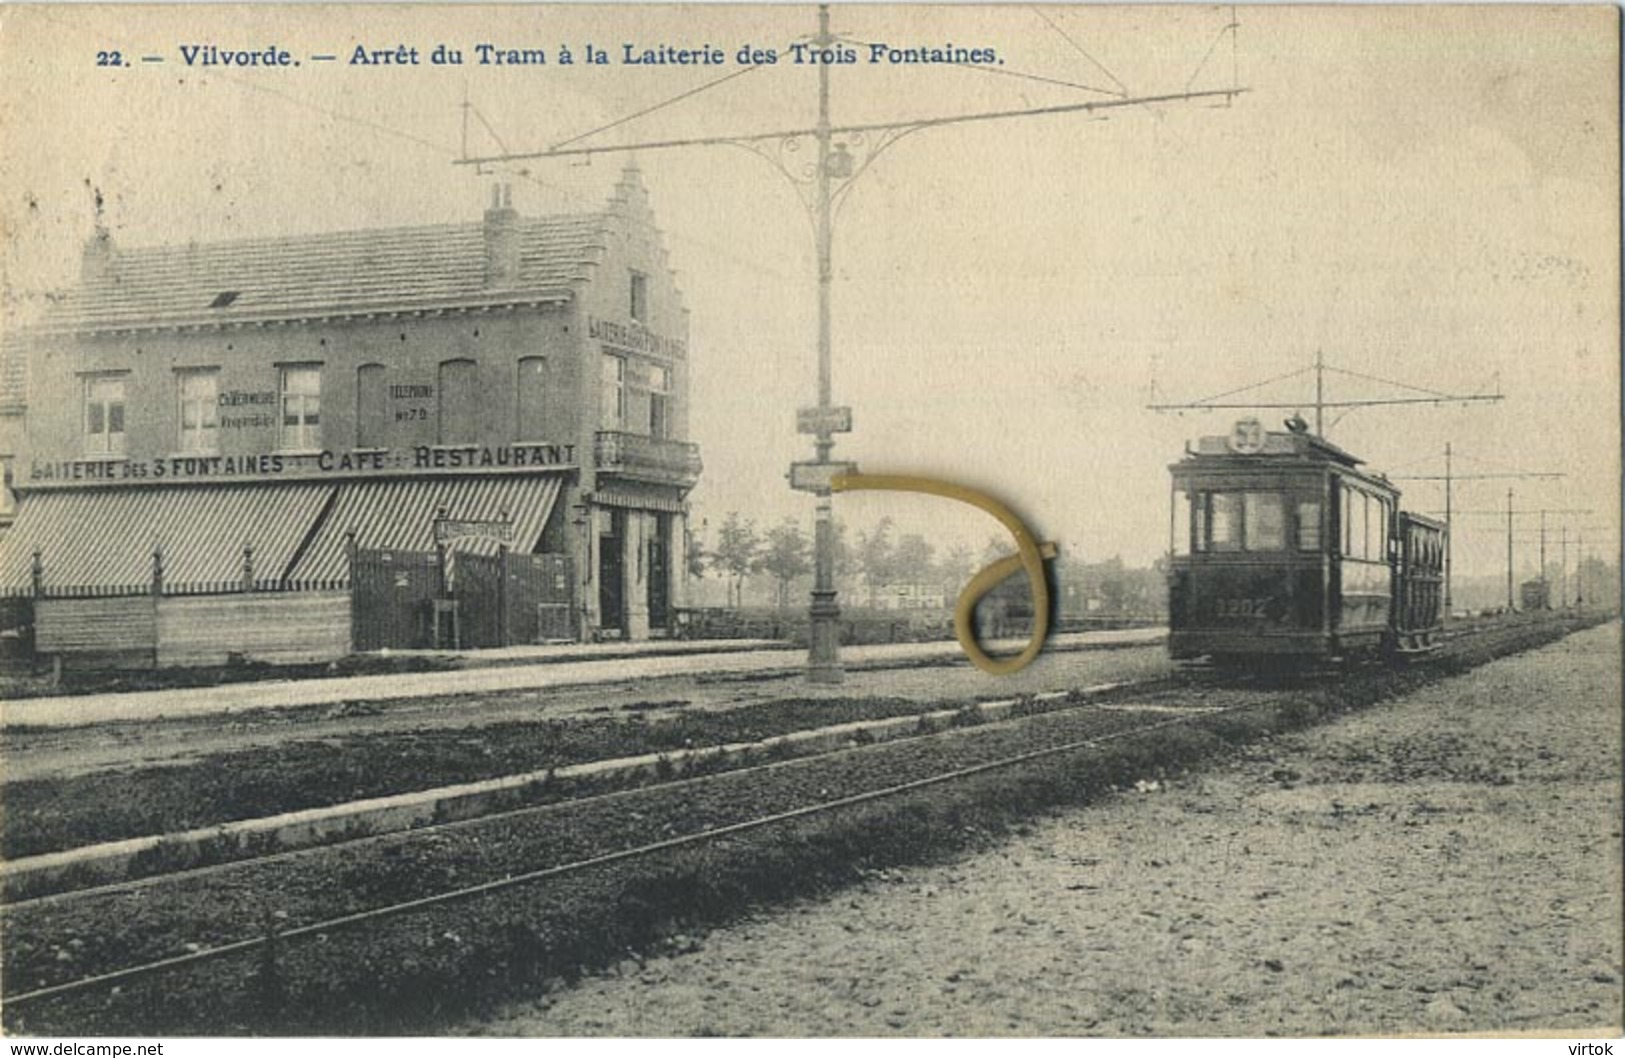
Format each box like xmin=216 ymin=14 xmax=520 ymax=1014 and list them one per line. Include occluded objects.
xmin=830 ymin=472 xmax=1057 ymax=675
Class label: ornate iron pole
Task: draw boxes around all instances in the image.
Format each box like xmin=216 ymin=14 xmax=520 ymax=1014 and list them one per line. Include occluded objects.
xmin=806 ymin=4 xmax=843 ymax=683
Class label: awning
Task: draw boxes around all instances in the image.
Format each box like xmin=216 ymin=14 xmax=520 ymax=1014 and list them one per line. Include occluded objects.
xmin=0 ymin=483 xmax=335 ymax=595
xmin=291 ymin=474 xmax=563 ymax=583
xmin=594 ymin=484 xmax=687 ymax=514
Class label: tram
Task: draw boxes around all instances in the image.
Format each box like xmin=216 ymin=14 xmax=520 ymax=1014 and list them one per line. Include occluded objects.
xmin=1167 ymin=417 xmax=1445 ymax=663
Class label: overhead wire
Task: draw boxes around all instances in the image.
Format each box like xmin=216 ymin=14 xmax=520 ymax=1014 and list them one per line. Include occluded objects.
xmin=1028 ymin=7 xmax=1131 ymax=96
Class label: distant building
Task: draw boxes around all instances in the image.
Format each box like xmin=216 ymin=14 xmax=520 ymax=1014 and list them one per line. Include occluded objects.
xmin=1 ymin=164 xmax=701 ymax=658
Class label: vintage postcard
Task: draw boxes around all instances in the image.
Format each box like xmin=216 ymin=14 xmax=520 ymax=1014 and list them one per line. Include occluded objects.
xmin=0 ymin=2 xmax=1619 ymax=1044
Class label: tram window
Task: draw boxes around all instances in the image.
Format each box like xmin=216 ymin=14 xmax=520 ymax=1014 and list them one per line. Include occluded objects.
xmin=1297 ymin=500 xmax=1321 ymax=551
xmin=1174 ymin=493 xmax=1192 ymax=556
xmin=1209 ymin=493 xmax=1243 ymax=551
xmin=1361 ymin=492 xmax=1374 ymax=560
xmin=1341 ymin=484 xmax=1354 ymax=556
xmin=1244 ymin=493 xmax=1285 ymax=551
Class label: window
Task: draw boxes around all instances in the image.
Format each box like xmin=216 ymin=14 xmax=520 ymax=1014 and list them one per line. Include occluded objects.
xmin=279 ymin=365 xmax=321 ymax=450
xmin=1208 ymin=493 xmax=1242 ymax=552
xmin=356 ymin=364 xmax=387 ymax=448
xmin=1342 ymin=483 xmax=1354 ymax=556
xmin=1361 ymin=491 xmax=1373 ymax=560
xmin=629 ymin=271 xmax=649 ymax=323
xmin=647 ymin=364 xmax=669 ymax=440
xmin=516 ymin=357 xmax=546 ymax=440
xmin=601 ymin=354 xmax=625 ymax=429
xmin=1173 ymin=492 xmax=1192 ymax=556
xmin=1244 ymin=493 xmax=1285 ymax=551
xmin=176 ymin=369 xmax=219 ymax=453
xmin=437 ymin=359 xmax=479 ymax=445
xmin=1296 ymin=500 xmax=1322 ymax=551
xmin=83 ymin=374 xmax=127 ymax=457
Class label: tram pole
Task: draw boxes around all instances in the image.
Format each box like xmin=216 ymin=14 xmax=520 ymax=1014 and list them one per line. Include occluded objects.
xmin=1505 ymin=487 xmax=1514 ymax=611
xmin=1443 ymin=442 xmax=1452 ymax=617
xmin=805 ymin=4 xmax=843 ymax=684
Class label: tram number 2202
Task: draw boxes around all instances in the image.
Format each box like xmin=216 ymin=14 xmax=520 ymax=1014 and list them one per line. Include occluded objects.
xmin=1216 ymin=597 xmax=1273 ymax=618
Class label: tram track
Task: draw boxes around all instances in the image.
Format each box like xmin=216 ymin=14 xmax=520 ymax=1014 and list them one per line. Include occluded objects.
xmin=1 ymin=612 xmax=1601 ymax=1033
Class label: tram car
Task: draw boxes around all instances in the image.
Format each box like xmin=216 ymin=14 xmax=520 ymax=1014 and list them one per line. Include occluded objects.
xmin=1167 ymin=417 xmax=1445 ymax=663
xmin=1519 ymin=578 xmax=1551 ymax=612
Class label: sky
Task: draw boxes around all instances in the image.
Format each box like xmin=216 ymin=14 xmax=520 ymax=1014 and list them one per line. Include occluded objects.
xmin=1 ymin=4 xmax=1618 ymax=581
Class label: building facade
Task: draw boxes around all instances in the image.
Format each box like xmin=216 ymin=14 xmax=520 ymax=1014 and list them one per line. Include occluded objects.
xmin=1 ymin=164 xmax=700 ymax=649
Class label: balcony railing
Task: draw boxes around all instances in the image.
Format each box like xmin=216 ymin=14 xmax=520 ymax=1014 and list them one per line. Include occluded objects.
xmin=594 ymin=430 xmax=702 ymax=487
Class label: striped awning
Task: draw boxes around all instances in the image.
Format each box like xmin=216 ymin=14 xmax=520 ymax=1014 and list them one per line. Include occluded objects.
xmin=594 ymin=484 xmax=687 ymax=514
xmin=0 ymin=483 xmax=335 ymax=595
xmin=290 ymin=474 xmax=563 ymax=583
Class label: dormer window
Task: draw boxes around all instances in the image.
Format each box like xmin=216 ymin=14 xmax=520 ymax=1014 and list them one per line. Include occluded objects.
xmin=209 ymin=290 xmax=240 ymax=309
xmin=629 ymin=271 xmax=648 ymax=323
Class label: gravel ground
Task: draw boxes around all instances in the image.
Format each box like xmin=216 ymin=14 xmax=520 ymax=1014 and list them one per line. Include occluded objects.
xmin=465 ymin=621 xmax=1623 ymax=1037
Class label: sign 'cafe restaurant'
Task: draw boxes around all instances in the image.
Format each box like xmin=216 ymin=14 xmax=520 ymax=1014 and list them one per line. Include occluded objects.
xmin=0 ymin=167 xmax=703 ymax=665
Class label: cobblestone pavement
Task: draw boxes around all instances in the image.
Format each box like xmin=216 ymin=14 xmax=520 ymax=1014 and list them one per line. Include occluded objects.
xmin=464 ymin=623 xmax=1623 ymax=1037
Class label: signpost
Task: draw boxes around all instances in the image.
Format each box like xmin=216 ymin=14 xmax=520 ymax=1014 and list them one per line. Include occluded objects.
xmin=789 ymin=460 xmax=857 ymax=494
xmin=796 ymin=405 xmax=853 ymax=436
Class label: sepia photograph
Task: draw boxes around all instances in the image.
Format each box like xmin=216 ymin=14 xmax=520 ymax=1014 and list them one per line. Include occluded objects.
xmin=0 ymin=2 xmax=1619 ymax=1043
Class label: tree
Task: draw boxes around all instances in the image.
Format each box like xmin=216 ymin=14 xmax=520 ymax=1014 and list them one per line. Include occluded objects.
xmin=685 ymin=522 xmax=710 ymax=580
xmin=938 ymin=542 xmax=976 ymax=599
xmin=855 ymin=517 xmax=896 ymax=607
xmin=711 ymin=512 xmax=761 ymax=608
xmin=760 ymin=519 xmax=812 ymax=612
xmin=979 ymin=533 xmax=1011 ymax=568
xmin=830 ymin=517 xmax=855 ymax=581
xmin=892 ymin=532 xmax=936 ymax=585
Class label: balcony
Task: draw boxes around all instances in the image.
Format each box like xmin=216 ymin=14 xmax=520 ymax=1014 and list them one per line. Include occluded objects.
xmin=594 ymin=430 xmax=702 ymax=488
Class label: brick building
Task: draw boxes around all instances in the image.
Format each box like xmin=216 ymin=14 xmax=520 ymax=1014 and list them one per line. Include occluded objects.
xmin=0 ymin=163 xmax=701 ymax=660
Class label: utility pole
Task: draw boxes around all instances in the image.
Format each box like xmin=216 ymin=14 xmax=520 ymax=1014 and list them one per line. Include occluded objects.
xmin=1506 ymin=487 xmax=1514 ymax=611
xmin=458 ymin=7 xmax=1246 ymax=683
xmin=806 ymin=5 xmax=842 ymax=684
xmin=1576 ymin=528 xmax=1585 ymax=608
xmin=1444 ymin=441 xmax=1452 ymax=613
xmin=1539 ymin=508 xmax=1547 ymax=603
xmin=1436 ymin=503 xmax=1590 ymax=612
xmin=1393 ymin=448 xmax=1560 ymax=619
xmin=1314 ymin=349 xmax=1325 ymax=436
xmin=1560 ymin=523 xmax=1568 ymax=607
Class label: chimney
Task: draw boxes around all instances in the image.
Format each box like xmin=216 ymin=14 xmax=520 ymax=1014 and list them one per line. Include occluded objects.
xmin=80 ymin=223 xmax=116 ymax=284
xmin=483 ymin=183 xmax=520 ymax=288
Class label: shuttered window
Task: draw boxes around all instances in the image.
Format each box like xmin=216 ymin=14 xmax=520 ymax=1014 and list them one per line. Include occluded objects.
xmin=516 ymin=357 xmax=546 ymax=441
xmin=357 ymin=364 xmax=387 ymax=448
xmin=438 ymin=359 xmax=478 ymax=445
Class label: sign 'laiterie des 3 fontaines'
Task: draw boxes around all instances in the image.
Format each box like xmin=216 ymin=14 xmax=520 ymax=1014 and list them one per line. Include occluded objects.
xmin=27 ymin=444 xmax=578 ymax=484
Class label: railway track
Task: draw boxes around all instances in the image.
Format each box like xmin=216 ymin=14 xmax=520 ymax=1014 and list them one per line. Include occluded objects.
xmin=1 ymin=611 xmax=1601 ymax=1033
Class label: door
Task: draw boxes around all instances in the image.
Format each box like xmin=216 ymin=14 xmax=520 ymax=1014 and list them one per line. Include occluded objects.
xmin=647 ymin=513 xmax=671 ymax=631
xmin=598 ymin=510 xmax=625 ymax=635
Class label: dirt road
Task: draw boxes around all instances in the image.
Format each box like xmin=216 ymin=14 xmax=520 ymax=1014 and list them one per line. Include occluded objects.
xmin=464 ymin=622 xmax=1623 ymax=1037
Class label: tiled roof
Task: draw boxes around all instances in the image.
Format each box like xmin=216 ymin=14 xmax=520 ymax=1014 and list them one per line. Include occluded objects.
xmin=36 ymin=213 xmax=610 ymax=335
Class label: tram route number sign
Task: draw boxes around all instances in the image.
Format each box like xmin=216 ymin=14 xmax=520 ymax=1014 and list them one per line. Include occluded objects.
xmin=433 ymin=517 xmax=513 ymax=545
xmin=796 ymin=405 xmax=853 ymax=435
xmin=789 ymin=460 xmax=858 ymax=494
xmin=1228 ymin=417 xmax=1266 ymax=454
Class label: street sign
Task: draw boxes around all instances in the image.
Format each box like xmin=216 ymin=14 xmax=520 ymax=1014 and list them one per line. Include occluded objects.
xmin=789 ymin=460 xmax=858 ymax=493
xmin=796 ymin=405 xmax=853 ymax=435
